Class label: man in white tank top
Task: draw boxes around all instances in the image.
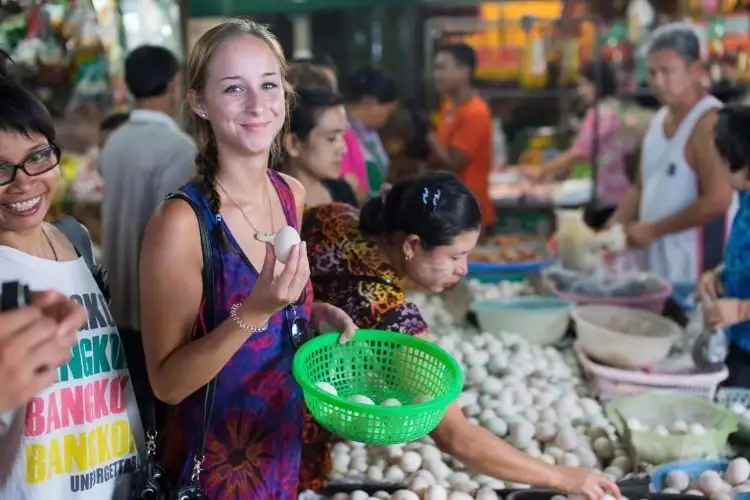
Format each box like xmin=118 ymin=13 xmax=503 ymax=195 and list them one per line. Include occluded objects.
xmin=608 ymin=23 xmax=734 ymax=284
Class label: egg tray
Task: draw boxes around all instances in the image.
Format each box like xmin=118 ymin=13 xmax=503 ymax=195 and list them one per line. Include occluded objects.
xmin=319 ymin=478 xmax=652 ymax=499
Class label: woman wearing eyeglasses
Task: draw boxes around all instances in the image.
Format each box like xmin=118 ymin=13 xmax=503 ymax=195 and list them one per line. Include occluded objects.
xmin=0 ymin=56 xmax=144 ymax=498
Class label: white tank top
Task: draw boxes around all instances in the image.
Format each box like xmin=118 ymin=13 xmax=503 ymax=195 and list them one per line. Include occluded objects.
xmin=638 ymin=95 xmax=727 ymax=284
xmin=0 ymin=247 xmax=143 ymax=500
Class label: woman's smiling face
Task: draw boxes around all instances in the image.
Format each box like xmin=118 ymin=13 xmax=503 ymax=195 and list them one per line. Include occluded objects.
xmin=190 ymin=35 xmax=287 ymax=155
xmin=0 ymin=130 xmax=59 ymax=233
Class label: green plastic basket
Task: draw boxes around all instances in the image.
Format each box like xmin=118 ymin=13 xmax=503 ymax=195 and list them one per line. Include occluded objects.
xmin=605 ymin=394 xmax=738 ymax=464
xmin=292 ymin=330 xmax=464 ymax=445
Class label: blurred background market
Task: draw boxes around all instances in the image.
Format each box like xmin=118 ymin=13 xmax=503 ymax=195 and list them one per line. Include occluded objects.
xmin=7 ymin=0 xmax=750 ymax=497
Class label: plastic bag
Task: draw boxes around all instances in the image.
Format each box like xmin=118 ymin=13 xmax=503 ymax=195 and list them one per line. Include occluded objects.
xmin=690 ymin=297 xmax=729 ymax=372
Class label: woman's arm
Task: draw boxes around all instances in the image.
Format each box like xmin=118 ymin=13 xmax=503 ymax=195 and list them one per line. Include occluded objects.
xmin=139 ymin=200 xmax=270 ymax=404
xmin=412 ymin=335 xmax=617 ymax=499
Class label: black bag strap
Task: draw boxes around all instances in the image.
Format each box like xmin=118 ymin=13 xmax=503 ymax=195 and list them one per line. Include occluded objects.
xmin=53 ymin=216 xmax=95 ymax=270
xmin=166 ymin=191 xmax=216 ymax=482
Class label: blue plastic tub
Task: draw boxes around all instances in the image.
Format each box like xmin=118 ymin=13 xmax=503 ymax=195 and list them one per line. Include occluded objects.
xmin=466 ymin=259 xmax=550 ymax=283
xmin=649 ymin=459 xmax=728 ymax=492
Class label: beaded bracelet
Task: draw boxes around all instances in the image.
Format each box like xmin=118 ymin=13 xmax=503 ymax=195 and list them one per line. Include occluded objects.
xmin=229 ymin=303 xmax=269 ymax=334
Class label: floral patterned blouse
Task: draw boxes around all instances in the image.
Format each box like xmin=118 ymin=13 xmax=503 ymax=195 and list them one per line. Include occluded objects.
xmin=302 ymin=203 xmax=429 ymax=336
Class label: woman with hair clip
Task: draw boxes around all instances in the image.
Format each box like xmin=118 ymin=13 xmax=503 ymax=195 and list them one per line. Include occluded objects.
xmin=280 ymin=85 xmax=358 ymax=208
xmin=138 ymin=19 xmax=357 ymax=499
xmin=303 ymin=172 xmax=620 ymax=500
xmin=0 ymin=51 xmax=141 ymax=499
xmin=345 ymin=65 xmax=399 ymax=194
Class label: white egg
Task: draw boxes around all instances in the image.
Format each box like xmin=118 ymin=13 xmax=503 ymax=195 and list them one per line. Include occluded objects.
xmin=554 ymin=428 xmax=579 ymax=452
xmin=685 ymin=489 xmax=705 ymax=496
xmin=391 ymin=490 xmax=419 ymax=500
xmin=315 ymin=381 xmax=338 ymax=396
xmin=446 ymin=493 xmax=473 ymax=500
xmin=423 ymin=484 xmax=448 ymax=500
xmin=726 ymin=457 xmax=750 ymax=485
xmin=365 ymin=465 xmax=383 ymax=481
xmin=350 ymin=491 xmax=369 ymax=500
xmin=699 ymin=470 xmax=724 ymax=495
xmin=654 ymin=424 xmax=669 ymax=437
xmin=385 ymin=465 xmax=406 ymax=482
xmin=409 ymin=475 xmax=430 ymax=493
xmin=669 ymin=420 xmax=689 ymax=435
xmin=373 ymin=492 xmax=390 ymax=500
xmin=273 ymin=225 xmax=301 ymax=263
xmin=688 ymin=423 xmax=707 ymax=436
xmin=592 ymin=436 xmax=614 ymax=460
xmin=348 ymin=394 xmax=375 ymax=405
xmin=665 ymin=470 xmax=691 ymax=491
xmin=380 ymin=398 xmax=403 ymax=407
xmin=475 ymin=487 xmax=499 ymax=500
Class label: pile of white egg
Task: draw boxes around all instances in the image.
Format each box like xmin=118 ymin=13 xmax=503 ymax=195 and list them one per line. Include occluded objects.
xmin=463 ymin=280 xmax=532 ymax=301
xmin=657 ymin=458 xmax=750 ymax=498
xmin=327 ymin=289 xmax=631 ymax=499
xmin=624 ymin=418 xmax=711 ymax=437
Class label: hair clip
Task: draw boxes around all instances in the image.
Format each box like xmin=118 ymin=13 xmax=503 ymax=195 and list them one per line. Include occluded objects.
xmin=432 ymin=189 xmax=442 ymax=212
xmin=422 ymin=187 xmax=430 ymax=206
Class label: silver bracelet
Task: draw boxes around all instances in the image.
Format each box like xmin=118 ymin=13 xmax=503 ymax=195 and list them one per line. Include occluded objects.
xmin=229 ymin=304 xmax=269 ymax=334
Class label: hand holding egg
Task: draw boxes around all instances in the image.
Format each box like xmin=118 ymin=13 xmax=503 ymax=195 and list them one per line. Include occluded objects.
xmin=239 ymin=238 xmax=310 ymax=319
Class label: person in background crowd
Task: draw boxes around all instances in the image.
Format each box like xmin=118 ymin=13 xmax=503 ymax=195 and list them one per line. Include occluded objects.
xmin=303 ymin=172 xmax=620 ymax=500
xmin=699 ymin=105 xmax=750 ymax=388
xmin=429 ymin=43 xmax=496 ymax=232
xmin=0 ymin=54 xmax=142 ymax=500
xmin=138 ymin=19 xmax=356 ymax=498
xmin=515 ymin=60 xmax=631 ymax=230
xmin=345 ymin=65 xmax=399 ymax=195
xmin=280 ymin=86 xmax=357 ymax=208
xmin=607 ymin=23 xmax=734 ymax=284
xmin=98 ymin=111 xmax=130 ymax=150
xmin=99 ymin=45 xmax=196 ymax=424
xmin=290 ymin=56 xmax=370 ymax=199
xmin=291 ymin=54 xmax=338 ymax=90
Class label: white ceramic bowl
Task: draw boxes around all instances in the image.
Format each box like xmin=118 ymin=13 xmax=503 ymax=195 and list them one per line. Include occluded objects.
xmin=571 ymin=304 xmax=682 ymax=369
xmin=471 ymin=296 xmax=575 ymax=346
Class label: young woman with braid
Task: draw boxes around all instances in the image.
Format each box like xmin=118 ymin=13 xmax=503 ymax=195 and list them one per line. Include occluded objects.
xmin=138 ymin=19 xmax=357 ymax=499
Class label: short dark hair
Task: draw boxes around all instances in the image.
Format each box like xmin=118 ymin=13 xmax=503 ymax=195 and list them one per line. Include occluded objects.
xmin=345 ymin=65 xmax=398 ymax=104
xmin=0 ymin=51 xmax=56 ymax=144
xmin=647 ymin=22 xmax=702 ymax=63
xmin=359 ymin=172 xmax=482 ymax=250
xmin=100 ymin=111 xmax=130 ymax=132
xmin=715 ymin=105 xmax=750 ymax=173
xmin=289 ymin=86 xmax=343 ymax=141
xmin=437 ymin=43 xmax=477 ymax=76
xmin=578 ymin=60 xmax=618 ymax=99
xmin=290 ymin=53 xmax=336 ymax=71
xmin=124 ymin=45 xmax=180 ymax=99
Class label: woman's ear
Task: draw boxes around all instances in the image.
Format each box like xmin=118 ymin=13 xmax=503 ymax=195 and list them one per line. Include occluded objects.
xmin=402 ymin=234 xmax=421 ymax=261
xmin=284 ymin=133 xmax=301 ymax=158
xmin=186 ymin=89 xmax=207 ymax=119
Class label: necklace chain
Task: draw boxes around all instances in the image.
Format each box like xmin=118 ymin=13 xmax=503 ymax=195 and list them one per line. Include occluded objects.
xmin=42 ymin=226 xmax=59 ymax=262
xmin=216 ymin=177 xmax=276 ymax=242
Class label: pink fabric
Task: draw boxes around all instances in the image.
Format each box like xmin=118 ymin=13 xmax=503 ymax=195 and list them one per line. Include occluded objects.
xmin=572 ymin=103 xmax=631 ymax=206
xmin=340 ymin=128 xmax=369 ymax=196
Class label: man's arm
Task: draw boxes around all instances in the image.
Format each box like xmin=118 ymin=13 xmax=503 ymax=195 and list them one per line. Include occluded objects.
xmin=429 ymin=100 xmax=491 ymax=173
xmin=651 ymin=110 xmax=733 ymax=238
xmin=607 ymin=163 xmax=642 ymax=227
xmin=428 ymin=133 xmax=468 ymax=173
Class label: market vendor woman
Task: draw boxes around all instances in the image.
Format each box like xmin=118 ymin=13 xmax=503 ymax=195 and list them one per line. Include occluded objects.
xmin=303 ymin=172 xmax=620 ymax=499
xmin=699 ymin=105 xmax=750 ymax=388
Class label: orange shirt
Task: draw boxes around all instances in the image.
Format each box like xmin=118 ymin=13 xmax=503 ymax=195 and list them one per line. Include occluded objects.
xmin=436 ymin=95 xmax=496 ymax=228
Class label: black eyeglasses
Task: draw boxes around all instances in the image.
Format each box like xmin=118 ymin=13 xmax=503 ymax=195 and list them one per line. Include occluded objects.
xmin=0 ymin=145 xmax=61 ymax=187
xmin=285 ymin=290 xmax=311 ymax=349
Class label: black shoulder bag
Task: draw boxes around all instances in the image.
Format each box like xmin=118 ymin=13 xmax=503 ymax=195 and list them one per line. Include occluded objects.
xmin=129 ymin=192 xmax=217 ymax=500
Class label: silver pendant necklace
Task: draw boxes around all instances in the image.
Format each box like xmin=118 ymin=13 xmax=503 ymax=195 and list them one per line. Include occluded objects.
xmin=216 ymin=177 xmax=276 ymax=242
